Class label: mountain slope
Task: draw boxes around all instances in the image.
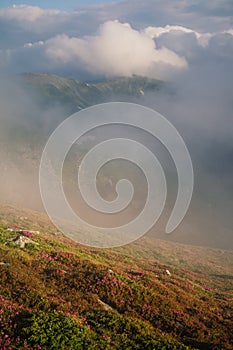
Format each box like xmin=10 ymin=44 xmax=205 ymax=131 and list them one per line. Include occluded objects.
xmin=21 ymin=73 xmax=164 ymax=112
xmin=0 ymin=205 xmax=232 ymax=349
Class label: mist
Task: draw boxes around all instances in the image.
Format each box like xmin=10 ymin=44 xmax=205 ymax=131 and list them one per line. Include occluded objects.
xmin=0 ymin=2 xmax=232 ymax=249
xmin=0 ymin=76 xmax=68 ymax=210
xmin=0 ymin=68 xmax=232 ymax=250
xmin=141 ymin=63 xmax=233 ymax=249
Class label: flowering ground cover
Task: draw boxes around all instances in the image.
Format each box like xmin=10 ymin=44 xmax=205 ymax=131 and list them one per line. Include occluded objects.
xmin=0 ymin=206 xmax=232 ymax=349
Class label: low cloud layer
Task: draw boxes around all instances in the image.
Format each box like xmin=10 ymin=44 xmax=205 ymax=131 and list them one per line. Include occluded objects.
xmin=0 ymin=1 xmax=232 ymax=248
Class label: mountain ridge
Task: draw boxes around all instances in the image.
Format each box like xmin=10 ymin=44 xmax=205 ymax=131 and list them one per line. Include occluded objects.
xmin=20 ymin=73 xmax=165 ymax=112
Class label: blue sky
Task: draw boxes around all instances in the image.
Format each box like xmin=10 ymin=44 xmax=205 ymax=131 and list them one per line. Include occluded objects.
xmin=0 ymin=0 xmax=119 ymax=10
xmin=0 ymin=0 xmax=232 ymax=79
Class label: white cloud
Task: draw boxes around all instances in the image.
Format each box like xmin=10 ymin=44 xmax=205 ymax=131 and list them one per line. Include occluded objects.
xmin=145 ymin=25 xmax=197 ymax=38
xmin=0 ymin=5 xmax=62 ymax=23
xmin=223 ymin=28 xmax=233 ymax=35
xmin=0 ymin=4 xmax=106 ymax=40
xmin=44 ymin=21 xmax=187 ymax=79
xmin=0 ymin=4 xmax=233 ymax=81
xmin=144 ymin=25 xmax=212 ymax=47
xmin=24 ymin=41 xmax=44 ymax=48
xmin=0 ymin=4 xmax=77 ymax=43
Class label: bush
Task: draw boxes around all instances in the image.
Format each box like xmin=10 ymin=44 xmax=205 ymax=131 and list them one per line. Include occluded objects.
xmin=22 ymin=310 xmax=89 ymax=349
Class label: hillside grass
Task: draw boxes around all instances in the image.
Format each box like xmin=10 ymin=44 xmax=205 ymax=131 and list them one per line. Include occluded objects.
xmin=0 ymin=205 xmax=232 ymax=349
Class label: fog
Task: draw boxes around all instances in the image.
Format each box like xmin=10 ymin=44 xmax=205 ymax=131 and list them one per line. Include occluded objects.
xmin=142 ymin=63 xmax=233 ymax=249
xmin=0 ymin=2 xmax=232 ymax=249
xmin=0 ymin=77 xmax=67 ymax=210
xmin=0 ymin=68 xmax=232 ymax=249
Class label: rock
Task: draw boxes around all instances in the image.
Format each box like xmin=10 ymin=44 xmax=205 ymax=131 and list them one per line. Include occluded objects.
xmin=97 ymin=299 xmax=113 ymax=311
xmin=12 ymin=235 xmax=39 ymax=249
xmin=53 ymin=232 xmax=62 ymax=236
xmin=176 ymin=321 xmax=185 ymax=328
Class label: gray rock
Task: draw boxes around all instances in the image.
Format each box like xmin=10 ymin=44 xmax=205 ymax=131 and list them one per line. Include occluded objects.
xmin=12 ymin=235 xmax=39 ymax=249
xmin=97 ymin=299 xmax=113 ymax=311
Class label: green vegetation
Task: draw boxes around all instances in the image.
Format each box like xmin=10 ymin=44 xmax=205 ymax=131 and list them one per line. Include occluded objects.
xmin=0 ymin=206 xmax=232 ymax=349
xmin=21 ymin=73 xmax=164 ymax=112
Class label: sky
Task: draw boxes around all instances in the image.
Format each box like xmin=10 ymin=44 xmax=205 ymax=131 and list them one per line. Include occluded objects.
xmin=0 ymin=0 xmax=232 ymax=79
xmin=0 ymin=0 xmax=120 ymax=10
xmin=0 ymin=0 xmax=232 ymax=248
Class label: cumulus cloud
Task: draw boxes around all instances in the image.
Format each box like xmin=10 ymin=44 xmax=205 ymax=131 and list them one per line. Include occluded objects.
xmin=82 ymin=0 xmax=233 ymax=32
xmin=0 ymin=5 xmax=100 ymax=52
xmin=144 ymin=25 xmax=212 ymax=47
xmin=0 ymin=4 xmax=61 ymax=22
xmin=44 ymin=21 xmax=187 ymax=79
xmin=1 ymin=17 xmax=233 ymax=82
xmin=0 ymin=5 xmax=69 ymax=37
xmin=3 ymin=18 xmax=233 ymax=81
xmin=0 ymin=3 xmax=233 ymax=80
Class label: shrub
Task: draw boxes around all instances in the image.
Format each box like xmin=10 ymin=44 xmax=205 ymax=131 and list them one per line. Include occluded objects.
xmin=22 ymin=310 xmax=89 ymax=349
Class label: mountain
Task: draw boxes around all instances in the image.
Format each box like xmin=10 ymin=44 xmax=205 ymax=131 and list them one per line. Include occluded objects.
xmin=0 ymin=74 xmax=232 ymax=349
xmin=0 ymin=205 xmax=232 ymax=349
xmin=1 ymin=73 xmax=232 ymax=250
xmin=21 ymin=73 xmax=164 ymax=113
xmin=0 ymin=73 xmax=166 ymax=212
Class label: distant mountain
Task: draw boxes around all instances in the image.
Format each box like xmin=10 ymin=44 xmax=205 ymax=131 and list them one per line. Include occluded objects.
xmin=0 ymin=73 xmax=166 ymax=215
xmin=21 ymin=73 xmax=164 ymax=112
xmin=0 ymin=73 xmax=232 ymax=349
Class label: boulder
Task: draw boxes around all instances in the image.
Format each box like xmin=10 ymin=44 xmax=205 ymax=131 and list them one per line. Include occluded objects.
xmin=12 ymin=235 xmax=39 ymax=249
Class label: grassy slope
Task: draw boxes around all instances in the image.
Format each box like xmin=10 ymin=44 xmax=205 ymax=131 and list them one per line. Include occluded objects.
xmin=1 ymin=74 xmax=232 ymax=348
xmin=21 ymin=73 xmax=164 ymax=112
xmin=0 ymin=205 xmax=232 ymax=349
